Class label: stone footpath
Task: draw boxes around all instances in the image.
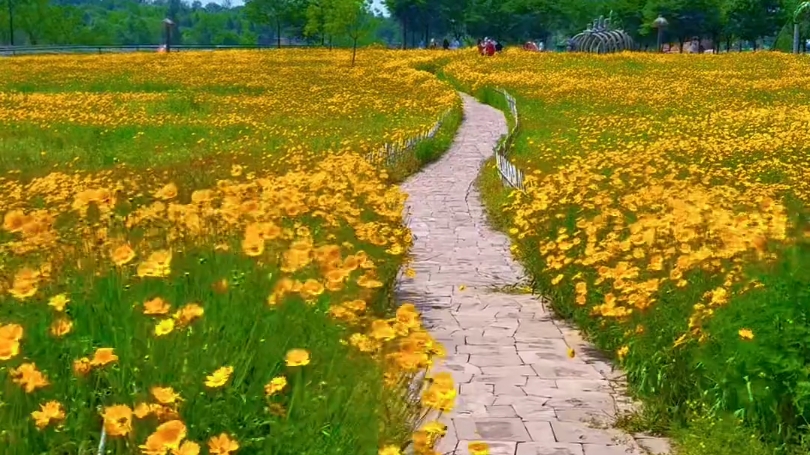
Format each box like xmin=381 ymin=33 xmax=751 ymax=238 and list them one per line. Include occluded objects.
xmin=397 ymin=94 xmax=671 ymax=455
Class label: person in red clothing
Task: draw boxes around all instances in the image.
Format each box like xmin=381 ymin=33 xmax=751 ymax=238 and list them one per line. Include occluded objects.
xmin=484 ymin=39 xmax=496 ymax=56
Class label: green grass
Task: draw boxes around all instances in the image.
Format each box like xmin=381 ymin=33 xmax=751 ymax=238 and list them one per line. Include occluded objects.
xmin=440 ymin=52 xmax=810 ymax=455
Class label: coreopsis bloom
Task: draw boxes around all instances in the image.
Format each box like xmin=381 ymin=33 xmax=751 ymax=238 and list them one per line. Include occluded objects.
xmin=151 ymin=386 xmax=182 ymax=405
xmin=143 ymin=297 xmax=171 ymax=315
xmin=205 ymin=366 xmax=234 ymax=388
xmin=285 ymin=349 xmax=310 ymax=367
xmin=31 ymin=401 xmax=65 ymax=429
xmin=11 ymin=363 xmax=49 ymax=393
xmin=264 ymin=376 xmax=287 ymax=396
xmin=50 ymin=318 xmax=73 ymax=337
xmin=154 ymin=318 xmax=176 ymax=336
xmin=0 ymin=323 xmax=23 ymax=361
xmin=90 ymin=347 xmax=118 ymax=367
xmin=48 ymin=293 xmax=70 ymax=311
xmin=208 ymin=433 xmax=239 ymax=455
xmin=102 ymin=405 xmax=133 ymax=437
xmin=140 ymin=419 xmax=187 ymax=453
xmin=110 ymin=244 xmax=136 ymax=266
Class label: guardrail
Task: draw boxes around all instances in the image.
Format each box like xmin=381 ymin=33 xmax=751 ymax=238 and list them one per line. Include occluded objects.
xmin=365 ymin=110 xmax=450 ymax=169
xmin=0 ymin=44 xmax=312 ymax=56
xmin=493 ymin=89 xmax=525 ymax=191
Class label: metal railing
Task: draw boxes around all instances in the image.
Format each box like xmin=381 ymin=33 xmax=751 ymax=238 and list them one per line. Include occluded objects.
xmin=493 ymin=89 xmax=525 ymax=191
xmin=0 ymin=43 xmax=312 ymax=56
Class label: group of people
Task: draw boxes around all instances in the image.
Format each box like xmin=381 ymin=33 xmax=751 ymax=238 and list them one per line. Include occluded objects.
xmin=477 ymin=37 xmax=503 ymax=56
xmin=423 ymin=38 xmax=462 ymax=50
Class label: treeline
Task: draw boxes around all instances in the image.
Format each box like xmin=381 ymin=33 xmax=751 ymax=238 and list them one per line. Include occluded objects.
xmin=2 ymin=0 xmax=810 ymax=50
xmin=381 ymin=0 xmax=808 ymax=50
xmin=0 ymin=0 xmax=398 ymax=47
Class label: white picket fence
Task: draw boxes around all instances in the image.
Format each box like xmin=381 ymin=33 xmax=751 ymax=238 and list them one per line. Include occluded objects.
xmin=493 ymin=89 xmax=526 ymax=191
xmin=365 ymin=110 xmax=450 ymax=168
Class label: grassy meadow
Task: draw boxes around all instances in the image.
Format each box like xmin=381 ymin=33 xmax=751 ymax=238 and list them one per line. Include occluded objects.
xmin=442 ymin=50 xmax=810 ymax=453
xmin=0 ymin=50 xmax=460 ymax=455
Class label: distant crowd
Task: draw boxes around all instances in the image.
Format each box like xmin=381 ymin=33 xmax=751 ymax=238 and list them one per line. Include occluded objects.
xmin=417 ymin=37 xmax=546 ymax=56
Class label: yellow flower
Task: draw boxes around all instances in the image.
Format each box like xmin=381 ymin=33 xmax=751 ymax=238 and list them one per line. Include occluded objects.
xmin=617 ymin=345 xmax=630 ymax=361
xmin=175 ymin=441 xmax=201 ymax=455
xmin=11 ymin=363 xmax=50 ymax=393
xmin=0 ymin=323 xmax=23 ymax=361
xmin=405 ymin=268 xmax=416 ymax=278
xmin=264 ymin=376 xmax=287 ymax=396
xmin=458 ymin=284 xmax=466 ymax=291
xmin=90 ymin=347 xmax=118 ymax=367
xmin=50 ymin=318 xmax=73 ymax=337
xmin=144 ymin=297 xmax=171 ymax=315
xmin=140 ymin=419 xmax=187 ymax=452
xmin=378 ymin=445 xmax=402 ymax=455
xmin=31 ymin=401 xmax=65 ymax=430
xmin=208 ymin=433 xmax=239 ymax=455
xmin=567 ymin=348 xmax=576 ymax=359
xmin=468 ymin=441 xmax=490 ymax=455
xmin=102 ymin=404 xmax=133 ymax=437
xmin=205 ymin=366 xmax=234 ymax=388
xmin=155 ymin=318 xmax=176 ymax=336
xmin=738 ymin=328 xmax=754 ymax=340
xmin=155 ymin=183 xmax=178 ymax=200
xmin=73 ymin=357 xmax=92 ymax=376
xmin=174 ymin=303 xmax=205 ymax=326
xmin=48 ymin=293 xmax=70 ymax=311
xmin=110 ymin=244 xmax=136 ymax=266
xmin=285 ymin=349 xmax=311 ymax=367
xmin=151 ymin=386 xmax=182 ymax=404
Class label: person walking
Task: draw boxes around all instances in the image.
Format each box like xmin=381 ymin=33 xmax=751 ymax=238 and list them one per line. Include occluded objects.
xmin=442 ymin=38 xmax=450 ymax=50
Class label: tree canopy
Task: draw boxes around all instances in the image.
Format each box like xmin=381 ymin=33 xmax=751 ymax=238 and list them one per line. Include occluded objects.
xmin=0 ymin=0 xmax=805 ymax=50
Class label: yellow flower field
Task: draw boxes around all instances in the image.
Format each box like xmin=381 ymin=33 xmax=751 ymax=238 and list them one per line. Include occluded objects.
xmin=0 ymin=50 xmax=459 ymax=455
xmin=443 ymin=50 xmax=810 ymax=448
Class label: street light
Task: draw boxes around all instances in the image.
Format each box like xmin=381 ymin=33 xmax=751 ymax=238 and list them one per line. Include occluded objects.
xmin=652 ymin=15 xmax=668 ymax=53
xmin=163 ymin=18 xmax=174 ymax=53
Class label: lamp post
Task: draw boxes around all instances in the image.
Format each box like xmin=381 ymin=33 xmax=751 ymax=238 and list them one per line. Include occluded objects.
xmin=163 ymin=18 xmax=174 ymax=53
xmin=652 ymin=16 xmax=668 ymax=53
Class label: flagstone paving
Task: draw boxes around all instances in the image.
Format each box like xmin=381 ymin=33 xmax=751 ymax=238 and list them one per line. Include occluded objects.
xmin=398 ymin=93 xmax=672 ymax=455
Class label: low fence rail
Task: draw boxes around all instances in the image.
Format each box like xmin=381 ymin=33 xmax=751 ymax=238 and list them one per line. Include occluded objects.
xmin=493 ymin=89 xmax=526 ymax=191
xmin=364 ymin=110 xmax=450 ymax=169
xmin=0 ymin=44 xmax=314 ymax=56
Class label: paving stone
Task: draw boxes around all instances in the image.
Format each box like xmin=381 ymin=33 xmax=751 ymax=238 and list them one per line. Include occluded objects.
xmin=469 ymin=354 xmax=525 ymax=367
xmin=454 ymin=417 xmax=531 ymax=441
xmin=582 ymin=444 xmax=641 ymax=455
xmin=550 ymin=421 xmax=622 ymax=445
xmin=516 ymin=442 xmax=585 ymax=455
xmin=531 ymin=360 xmax=604 ymax=380
xmin=457 ymin=440 xmax=518 ymax=455
xmin=524 ymin=421 xmax=556 ymax=441
xmin=635 ymin=436 xmax=672 ymax=455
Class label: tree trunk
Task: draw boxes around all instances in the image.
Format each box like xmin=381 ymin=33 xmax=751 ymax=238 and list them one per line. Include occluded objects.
xmin=276 ymin=21 xmax=281 ymax=49
xmin=738 ymin=40 xmax=742 ymax=52
xmin=352 ymin=37 xmax=357 ymax=66
xmin=679 ymin=36 xmax=685 ymax=53
xmin=752 ymin=39 xmax=757 ymax=51
xmin=726 ymin=36 xmax=731 ymax=52
xmin=402 ymin=17 xmax=406 ymax=49
xmin=8 ymin=0 xmax=14 ymax=46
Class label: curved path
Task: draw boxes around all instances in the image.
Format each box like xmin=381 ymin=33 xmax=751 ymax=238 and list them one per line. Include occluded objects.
xmin=398 ymin=94 xmax=671 ymax=455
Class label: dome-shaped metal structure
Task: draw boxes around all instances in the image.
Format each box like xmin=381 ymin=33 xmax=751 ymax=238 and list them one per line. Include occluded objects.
xmin=570 ymin=15 xmax=634 ymax=53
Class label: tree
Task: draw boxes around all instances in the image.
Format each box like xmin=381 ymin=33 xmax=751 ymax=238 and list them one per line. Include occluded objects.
xmin=726 ymin=0 xmax=785 ymax=48
xmin=244 ymin=0 xmax=305 ymax=47
xmin=327 ymin=0 xmax=372 ymax=64
xmin=643 ymin=0 xmax=723 ymax=51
